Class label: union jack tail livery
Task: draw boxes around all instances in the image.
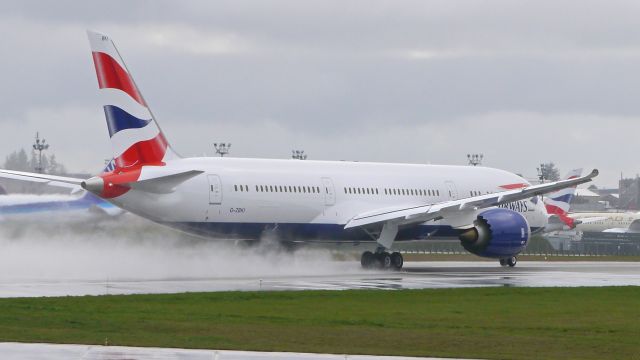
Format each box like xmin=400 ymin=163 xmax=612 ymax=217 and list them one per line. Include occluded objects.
xmin=87 ymin=30 xmax=179 ymax=170
xmin=544 ymin=169 xmax=582 ymax=229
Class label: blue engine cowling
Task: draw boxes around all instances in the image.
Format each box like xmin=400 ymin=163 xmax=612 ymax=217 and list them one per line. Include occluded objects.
xmin=459 ymin=208 xmax=530 ymax=258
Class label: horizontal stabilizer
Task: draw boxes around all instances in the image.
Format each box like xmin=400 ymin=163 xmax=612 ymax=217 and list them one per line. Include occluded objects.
xmin=124 ymin=170 xmax=204 ymax=194
xmin=0 ymin=169 xmax=83 ymax=189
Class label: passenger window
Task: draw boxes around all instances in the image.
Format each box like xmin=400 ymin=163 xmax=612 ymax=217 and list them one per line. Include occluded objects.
xmin=384 ymin=189 xmax=388 ymax=195
xmin=375 ymin=188 xmax=379 ymax=195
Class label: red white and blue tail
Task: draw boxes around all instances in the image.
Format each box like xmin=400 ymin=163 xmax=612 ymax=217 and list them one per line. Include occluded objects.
xmin=87 ymin=30 xmax=179 ymax=170
xmin=544 ymin=169 xmax=582 ymax=229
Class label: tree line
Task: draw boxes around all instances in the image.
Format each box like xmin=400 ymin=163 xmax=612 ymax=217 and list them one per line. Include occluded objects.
xmin=3 ymin=148 xmax=66 ymax=175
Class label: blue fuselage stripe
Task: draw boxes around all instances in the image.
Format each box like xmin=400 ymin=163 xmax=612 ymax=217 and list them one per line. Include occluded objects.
xmin=162 ymin=221 xmax=542 ymax=243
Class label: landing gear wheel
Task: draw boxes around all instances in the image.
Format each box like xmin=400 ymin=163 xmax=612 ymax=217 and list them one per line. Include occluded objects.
xmin=499 ymin=258 xmax=508 ymax=267
xmin=361 ymin=251 xmax=375 ymax=269
xmin=390 ymin=252 xmax=404 ymax=270
xmin=377 ymin=252 xmax=392 ymax=269
xmin=507 ymin=256 xmax=517 ymax=267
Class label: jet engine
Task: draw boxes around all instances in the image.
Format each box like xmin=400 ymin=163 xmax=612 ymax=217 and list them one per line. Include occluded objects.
xmin=459 ymin=208 xmax=530 ymax=258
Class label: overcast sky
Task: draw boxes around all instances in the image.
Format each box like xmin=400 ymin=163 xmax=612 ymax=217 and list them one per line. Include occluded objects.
xmin=1 ymin=0 xmax=639 ymax=187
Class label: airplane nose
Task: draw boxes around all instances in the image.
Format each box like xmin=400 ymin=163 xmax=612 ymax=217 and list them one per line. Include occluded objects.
xmin=81 ymin=176 xmax=104 ymax=194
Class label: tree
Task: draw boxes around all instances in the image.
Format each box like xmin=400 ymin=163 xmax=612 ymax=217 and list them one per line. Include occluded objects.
xmin=3 ymin=149 xmax=30 ymax=171
xmin=3 ymin=148 xmax=66 ymax=174
xmin=539 ymin=162 xmax=560 ymax=182
xmin=47 ymin=154 xmax=66 ymax=175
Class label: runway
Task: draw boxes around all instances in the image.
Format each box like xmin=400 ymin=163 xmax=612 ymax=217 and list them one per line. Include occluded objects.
xmin=1 ymin=261 xmax=638 ymax=298
xmin=0 ymin=343 xmax=474 ymax=360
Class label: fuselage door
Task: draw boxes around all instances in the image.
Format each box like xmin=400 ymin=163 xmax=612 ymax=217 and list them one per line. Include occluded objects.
xmin=208 ymin=174 xmax=223 ymax=205
xmin=321 ymin=177 xmax=335 ymax=206
xmin=445 ymin=180 xmax=458 ymax=200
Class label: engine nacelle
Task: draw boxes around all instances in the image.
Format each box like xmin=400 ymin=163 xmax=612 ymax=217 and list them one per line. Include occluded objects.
xmin=459 ymin=208 xmax=530 ymax=258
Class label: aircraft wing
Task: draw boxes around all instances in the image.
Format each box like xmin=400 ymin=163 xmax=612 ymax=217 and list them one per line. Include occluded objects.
xmin=0 ymin=169 xmax=84 ymax=189
xmin=345 ymin=169 xmax=599 ymax=230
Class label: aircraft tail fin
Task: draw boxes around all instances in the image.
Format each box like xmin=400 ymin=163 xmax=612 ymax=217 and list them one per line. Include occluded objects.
xmin=87 ymin=30 xmax=179 ymax=171
xmin=544 ymin=168 xmax=582 ymax=229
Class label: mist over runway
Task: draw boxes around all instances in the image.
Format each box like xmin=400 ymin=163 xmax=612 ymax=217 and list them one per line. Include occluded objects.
xmin=0 ymin=215 xmax=358 ymax=283
xmin=0 ymin=216 xmax=638 ymax=298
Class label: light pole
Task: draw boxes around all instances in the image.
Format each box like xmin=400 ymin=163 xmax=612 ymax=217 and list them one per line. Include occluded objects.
xmin=467 ymin=153 xmax=483 ymax=166
xmin=536 ymin=163 xmax=547 ymax=184
xmin=213 ymin=143 xmax=231 ymax=157
xmin=292 ymin=150 xmax=307 ymax=160
xmin=32 ymin=132 xmax=49 ymax=173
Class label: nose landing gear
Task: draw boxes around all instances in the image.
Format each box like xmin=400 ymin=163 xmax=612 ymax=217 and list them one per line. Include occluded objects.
xmin=361 ymin=250 xmax=404 ymax=270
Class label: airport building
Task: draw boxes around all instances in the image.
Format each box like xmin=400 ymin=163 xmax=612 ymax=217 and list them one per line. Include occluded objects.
xmin=619 ymin=177 xmax=640 ymax=210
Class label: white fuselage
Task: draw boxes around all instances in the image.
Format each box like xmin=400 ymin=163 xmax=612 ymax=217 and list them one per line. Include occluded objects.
xmin=108 ymin=157 xmax=548 ymax=242
xmin=570 ymin=212 xmax=640 ymax=233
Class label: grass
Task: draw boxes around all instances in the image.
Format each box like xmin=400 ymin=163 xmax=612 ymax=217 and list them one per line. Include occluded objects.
xmin=0 ymin=287 xmax=639 ymax=359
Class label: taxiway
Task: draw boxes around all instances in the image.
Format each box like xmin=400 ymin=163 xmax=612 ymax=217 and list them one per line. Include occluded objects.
xmin=0 ymin=261 xmax=638 ymax=298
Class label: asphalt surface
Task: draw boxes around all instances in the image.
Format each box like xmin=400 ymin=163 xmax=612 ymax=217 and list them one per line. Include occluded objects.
xmin=0 ymin=343 xmax=477 ymax=360
xmin=1 ymin=261 xmax=638 ymax=298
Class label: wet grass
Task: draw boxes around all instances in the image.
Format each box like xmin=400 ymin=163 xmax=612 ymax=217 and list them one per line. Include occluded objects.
xmin=0 ymin=287 xmax=639 ymax=359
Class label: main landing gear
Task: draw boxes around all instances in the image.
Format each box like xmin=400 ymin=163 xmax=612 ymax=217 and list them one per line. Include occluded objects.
xmin=361 ymin=250 xmax=404 ymax=270
xmin=499 ymin=256 xmax=517 ymax=267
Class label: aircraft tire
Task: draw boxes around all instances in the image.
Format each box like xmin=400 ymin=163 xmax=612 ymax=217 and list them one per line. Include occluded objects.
xmin=507 ymin=256 xmax=517 ymax=267
xmin=377 ymin=252 xmax=392 ymax=269
xmin=361 ymin=251 xmax=375 ymax=268
xmin=499 ymin=258 xmax=508 ymax=267
xmin=391 ymin=252 xmax=404 ymax=270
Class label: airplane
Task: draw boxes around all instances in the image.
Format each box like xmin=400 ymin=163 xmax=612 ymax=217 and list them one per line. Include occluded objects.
xmin=543 ymin=169 xmax=583 ymax=231
xmin=542 ymin=170 xmax=640 ymax=234
xmin=0 ymin=161 xmax=123 ymax=221
xmin=0 ymin=191 xmax=122 ymax=221
xmin=0 ymin=30 xmax=598 ymax=269
xmin=554 ymin=211 xmax=640 ymax=234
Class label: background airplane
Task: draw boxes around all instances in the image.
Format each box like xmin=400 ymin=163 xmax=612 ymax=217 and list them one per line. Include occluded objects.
xmin=0 ymin=160 xmax=123 ymax=221
xmin=0 ymin=191 xmax=122 ymax=221
xmin=0 ymin=31 xmax=598 ymax=270
xmin=542 ymin=169 xmax=640 ymax=234
xmin=566 ymin=212 xmax=640 ymax=233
